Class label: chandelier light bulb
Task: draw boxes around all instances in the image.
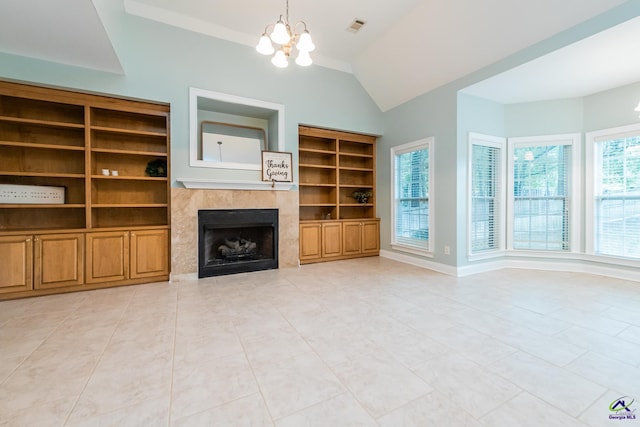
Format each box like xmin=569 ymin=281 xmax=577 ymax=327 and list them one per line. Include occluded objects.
xmin=270 ymin=19 xmax=291 ymax=45
xmin=271 ymin=49 xmax=289 ymax=68
xmin=295 ymin=49 xmax=312 ymax=66
xmin=256 ymin=35 xmax=275 ymax=55
xmin=296 ymin=30 xmax=315 ymax=52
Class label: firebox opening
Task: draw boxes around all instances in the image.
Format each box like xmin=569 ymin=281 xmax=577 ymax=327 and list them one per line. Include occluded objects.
xmin=203 ymin=225 xmax=274 ymax=266
xmin=198 ymin=208 xmax=278 ymax=278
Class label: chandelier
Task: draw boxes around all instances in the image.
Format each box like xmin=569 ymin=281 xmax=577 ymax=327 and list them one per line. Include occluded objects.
xmin=255 ymin=0 xmax=315 ymax=68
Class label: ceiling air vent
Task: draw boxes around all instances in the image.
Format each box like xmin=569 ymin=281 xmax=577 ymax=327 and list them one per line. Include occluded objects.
xmin=347 ymin=19 xmax=366 ymax=33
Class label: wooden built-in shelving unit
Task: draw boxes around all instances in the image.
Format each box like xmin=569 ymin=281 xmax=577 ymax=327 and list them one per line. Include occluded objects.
xmin=0 ymin=81 xmax=170 ymax=299
xmin=298 ymin=125 xmax=379 ymax=264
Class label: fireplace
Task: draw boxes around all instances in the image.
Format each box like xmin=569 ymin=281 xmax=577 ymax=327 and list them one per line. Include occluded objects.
xmin=198 ymin=208 xmax=278 ymax=278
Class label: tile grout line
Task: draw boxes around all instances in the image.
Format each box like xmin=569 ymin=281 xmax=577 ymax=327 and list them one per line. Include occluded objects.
xmin=230 ymin=313 xmax=277 ymax=425
xmin=166 ymin=287 xmax=179 ymax=427
xmin=61 ymin=291 xmax=136 ymax=427
xmin=271 ymin=304 xmax=364 ymax=423
xmin=0 ymin=300 xmax=83 ymax=388
xmin=275 ymin=299 xmax=433 ymax=423
xmin=482 ymin=349 xmax=609 ymax=422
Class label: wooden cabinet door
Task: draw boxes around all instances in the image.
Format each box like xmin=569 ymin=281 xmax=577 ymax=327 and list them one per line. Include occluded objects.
xmin=321 ymin=222 xmax=342 ymax=258
xmin=34 ymin=233 xmax=84 ymax=289
xmin=86 ymin=231 xmax=129 ymax=284
xmin=130 ymin=229 xmax=169 ymax=279
xmin=0 ymin=235 xmax=33 ymax=293
xmin=361 ymin=220 xmax=380 ymax=254
xmin=300 ymin=223 xmax=322 ymax=261
xmin=342 ymin=221 xmax=362 ymax=256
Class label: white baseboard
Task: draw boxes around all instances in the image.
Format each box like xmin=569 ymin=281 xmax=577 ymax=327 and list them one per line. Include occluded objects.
xmin=379 ymin=250 xmax=458 ymax=276
xmin=380 ymin=250 xmax=640 ymax=282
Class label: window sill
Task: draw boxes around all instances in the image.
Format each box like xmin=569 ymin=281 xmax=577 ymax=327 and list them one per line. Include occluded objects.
xmin=505 ymin=249 xmax=582 ymax=259
xmin=468 ymin=250 xmax=639 ymax=267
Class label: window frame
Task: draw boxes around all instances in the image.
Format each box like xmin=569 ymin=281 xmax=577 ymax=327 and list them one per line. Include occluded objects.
xmin=390 ymin=137 xmax=434 ymax=256
xmin=586 ymin=123 xmax=640 ymax=261
xmin=468 ymin=133 xmax=507 ymax=259
xmin=506 ymin=133 xmax=581 ymax=254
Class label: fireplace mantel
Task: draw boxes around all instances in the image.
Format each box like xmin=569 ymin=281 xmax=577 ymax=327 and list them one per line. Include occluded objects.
xmin=177 ymin=178 xmax=295 ymax=191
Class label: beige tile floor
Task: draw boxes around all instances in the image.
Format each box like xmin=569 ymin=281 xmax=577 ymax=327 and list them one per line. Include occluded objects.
xmin=2 ymin=257 xmax=640 ymax=426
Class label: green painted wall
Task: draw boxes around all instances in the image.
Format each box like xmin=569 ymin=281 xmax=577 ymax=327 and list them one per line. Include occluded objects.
xmin=378 ymin=84 xmax=458 ymax=265
xmin=505 ymin=98 xmax=584 ymax=136
xmin=0 ymin=0 xmax=383 ymax=187
xmin=584 ymin=80 xmax=640 ymax=131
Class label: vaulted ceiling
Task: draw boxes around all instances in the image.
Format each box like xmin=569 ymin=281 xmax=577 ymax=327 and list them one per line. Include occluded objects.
xmin=1 ymin=0 xmax=637 ymax=111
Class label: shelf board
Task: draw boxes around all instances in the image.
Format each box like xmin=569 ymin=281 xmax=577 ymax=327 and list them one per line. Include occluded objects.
xmin=0 ymin=227 xmax=88 ymax=235
xmin=299 ymin=148 xmax=336 ymax=155
xmin=90 ymin=225 xmax=170 ymax=232
xmin=299 ymin=164 xmax=336 ymax=169
xmin=299 ymin=217 xmax=378 ymax=223
xmin=0 ymin=171 xmax=85 ymax=179
xmin=91 ymin=147 xmax=167 ymax=157
xmin=339 ymin=166 xmax=374 ymax=172
xmin=339 ymin=152 xmax=374 ymax=158
xmin=91 ymin=203 xmax=168 ymax=208
xmin=91 ymin=175 xmax=167 ymax=181
xmin=0 ymin=140 xmax=85 ymax=151
xmin=0 ymin=115 xmax=84 ymax=129
xmin=300 ymin=203 xmax=337 ymax=207
xmin=339 ymin=184 xmax=374 ymax=188
xmin=299 ymin=183 xmax=336 ymax=187
xmin=340 ymin=203 xmax=374 ymax=207
xmin=0 ymin=204 xmax=85 ymax=209
xmin=91 ymin=126 xmax=167 ymax=138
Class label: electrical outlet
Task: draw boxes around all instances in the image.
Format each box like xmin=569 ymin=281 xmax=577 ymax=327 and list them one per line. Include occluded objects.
xmin=444 ymin=245 xmax=451 ymax=255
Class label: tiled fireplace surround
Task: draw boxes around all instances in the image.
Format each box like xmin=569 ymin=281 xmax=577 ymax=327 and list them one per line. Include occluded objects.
xmin=171 ymin=188 xmax=299 ymax=280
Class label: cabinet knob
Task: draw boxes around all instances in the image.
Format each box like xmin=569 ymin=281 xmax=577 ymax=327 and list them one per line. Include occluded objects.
xmin=26 ymin=238 xmax=31 ymax=242
xmin=131 ymin=233 xmax=136 ymax=237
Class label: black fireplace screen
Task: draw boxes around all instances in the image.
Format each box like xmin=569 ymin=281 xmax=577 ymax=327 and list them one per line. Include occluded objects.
xmin=198 ymin=209 xmax=278 ymax=278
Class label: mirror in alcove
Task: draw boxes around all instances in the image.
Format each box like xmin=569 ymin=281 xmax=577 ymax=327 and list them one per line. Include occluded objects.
xmin=189 ymin=87 xmax=284 ymax=171
xmin=201 ymin=121 xmax=266 ymax=165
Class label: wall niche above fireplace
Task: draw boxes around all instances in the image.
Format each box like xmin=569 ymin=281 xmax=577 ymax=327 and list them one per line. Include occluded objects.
xmin=189 ymin=87 xmax=284 ymax=171
xmin=198 ymin=208 xmax=279 ymax=278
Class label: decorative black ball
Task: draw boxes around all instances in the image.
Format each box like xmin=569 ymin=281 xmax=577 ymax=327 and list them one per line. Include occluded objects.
xmin=146 ymin=159 xmax=167 ymax=177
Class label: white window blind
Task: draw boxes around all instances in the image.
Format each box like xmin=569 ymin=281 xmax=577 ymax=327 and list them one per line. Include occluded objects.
xmin=593 ymin=135 xmax=640 ymax=259
xmin=392 ymin=139 xmax=432 ymax=252
xmin=511 ymin=143 xmax=572 ymax=251
xmin=470 ymin=142 xmax=503 ymax=253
